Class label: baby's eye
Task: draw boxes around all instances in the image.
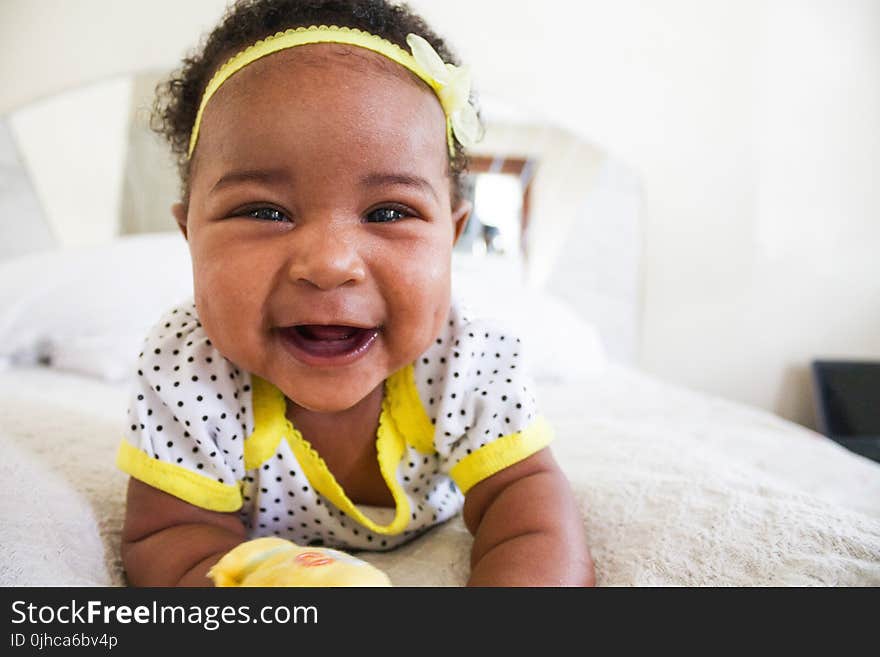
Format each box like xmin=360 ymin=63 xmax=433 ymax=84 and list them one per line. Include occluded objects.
xmin=244 ymin=207 xmax=290 ymax=223
xmin=366 ymin=207 xmax=409 ymax=223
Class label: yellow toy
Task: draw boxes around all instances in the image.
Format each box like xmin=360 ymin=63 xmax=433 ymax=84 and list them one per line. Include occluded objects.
xmin=208 ymin=537 xmax=392 ymax=587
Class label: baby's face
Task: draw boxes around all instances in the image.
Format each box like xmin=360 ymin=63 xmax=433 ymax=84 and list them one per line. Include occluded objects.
xmin=177 ymin=46 xmax=469 ymax=412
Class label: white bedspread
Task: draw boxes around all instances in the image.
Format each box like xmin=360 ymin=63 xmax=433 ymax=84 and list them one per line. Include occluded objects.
xmin=2 ymin=365 xmax=878 ymax=586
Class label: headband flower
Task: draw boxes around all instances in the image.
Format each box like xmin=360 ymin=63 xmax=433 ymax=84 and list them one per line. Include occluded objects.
xmin=406 ymin=33 xmax=484 ymax=150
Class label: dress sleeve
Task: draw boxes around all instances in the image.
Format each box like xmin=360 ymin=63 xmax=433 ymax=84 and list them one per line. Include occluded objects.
xmin=414 ymin=307 xmax=554 ymax=495
xmin=116 ymin=303 xmax=254 ymax=512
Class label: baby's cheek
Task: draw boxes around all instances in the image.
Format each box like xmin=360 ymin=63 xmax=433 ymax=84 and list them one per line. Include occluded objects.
xmin=193 ymin=259 xmax=232 ymax=314
xmin=395 ymin=238 xmax=449 ymax=294
xmin=384 ymin=244 xmax=452 ymax=345
xmin=191 ymin=258 xmax=265 ymax=366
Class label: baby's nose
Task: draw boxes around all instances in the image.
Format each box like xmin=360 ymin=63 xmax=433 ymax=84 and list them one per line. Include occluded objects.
xmin=286 ymin=225 xmax=366 ymax=290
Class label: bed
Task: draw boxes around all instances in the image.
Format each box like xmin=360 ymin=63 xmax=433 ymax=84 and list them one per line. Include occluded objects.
xmin=2 ymin=357 xmax=879 ymax=586
xmin=1 ymin=235 xmax=879 ymax=587
xmin=2 ymin=72 xmax=879 ymax=585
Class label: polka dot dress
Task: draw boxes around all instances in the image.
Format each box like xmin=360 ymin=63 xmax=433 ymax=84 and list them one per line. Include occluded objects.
xmin=117 ymin=298 xmax=552 ymax=552
xmin=415 ymin=302 xmax=543 ymax=472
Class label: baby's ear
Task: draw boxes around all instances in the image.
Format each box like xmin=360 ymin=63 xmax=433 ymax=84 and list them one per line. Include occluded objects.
xmin=171 ymin=202 xmax=188 ymax=240
xmin=451 ymin=200 xmax=472 ymax=245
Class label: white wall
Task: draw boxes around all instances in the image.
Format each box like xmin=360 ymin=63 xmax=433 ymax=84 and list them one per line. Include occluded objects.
xmin=2 ymin=0 xmax=878 ymax=428
xmin=422 ymin=0 xmax=880 ymax=427
xmin=0 ymin=0 xmax=230 ymax=110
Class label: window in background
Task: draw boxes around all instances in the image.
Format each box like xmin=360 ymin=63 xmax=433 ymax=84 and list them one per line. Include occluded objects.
xmin=455 ymin=156 xmax=536 ymax=259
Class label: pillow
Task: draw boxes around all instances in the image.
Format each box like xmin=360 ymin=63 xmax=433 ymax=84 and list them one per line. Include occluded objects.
xmin=452 ymin=253 xmax=607 ymax=383
xmin=0 ymin=232 xmax=192 ymax=381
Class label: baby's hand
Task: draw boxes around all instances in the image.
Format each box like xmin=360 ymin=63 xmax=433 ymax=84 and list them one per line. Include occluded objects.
xmin=208 ymin=537 xmax=391 ymax=587
xmin=463 ymin=449 xmax=595 ymax=586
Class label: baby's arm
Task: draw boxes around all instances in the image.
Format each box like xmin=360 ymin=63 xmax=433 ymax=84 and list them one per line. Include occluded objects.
xmin=462 ymin=448 xmax=594 ymax=587
xmin=121 ymin=478 xmax=246 ymax=587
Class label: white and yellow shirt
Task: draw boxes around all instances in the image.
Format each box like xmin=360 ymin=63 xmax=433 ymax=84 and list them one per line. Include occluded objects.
xmin=117 ymin=299 xmax=553 ymax=551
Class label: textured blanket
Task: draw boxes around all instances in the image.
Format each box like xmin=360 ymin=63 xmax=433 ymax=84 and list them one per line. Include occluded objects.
xmin=2 ymin=366 xmax=878 ymax=586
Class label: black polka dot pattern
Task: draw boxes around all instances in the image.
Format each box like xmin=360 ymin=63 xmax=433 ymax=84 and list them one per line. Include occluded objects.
xmin=121 ymin=297 xmax=542 ymax=552
xmin=414 ymin=301 xmax=540 ymax=470
xmin=123 ymin=302 xmax=254 ymax=487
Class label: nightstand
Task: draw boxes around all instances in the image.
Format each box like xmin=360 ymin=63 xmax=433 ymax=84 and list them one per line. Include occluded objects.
xmin=811 ymin=360 xmax=880 ymax=462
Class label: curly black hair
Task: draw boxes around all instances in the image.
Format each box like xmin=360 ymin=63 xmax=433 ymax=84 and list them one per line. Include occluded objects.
xmin=151 ymin=0 xmax=473 ymax=204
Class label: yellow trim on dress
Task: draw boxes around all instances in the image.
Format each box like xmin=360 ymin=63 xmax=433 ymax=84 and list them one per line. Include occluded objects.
xmin=385 ymin=364 xmax=435 ymax=454
xmin=448 ymin=415 xmax=554 ymax=494
xmin=251 ymin=376 xmax=412 ymax=536
xmin=116 ymin=439 xmax=242 ymax=512
xmin=245 ymin=376 xmax=288 ymax=470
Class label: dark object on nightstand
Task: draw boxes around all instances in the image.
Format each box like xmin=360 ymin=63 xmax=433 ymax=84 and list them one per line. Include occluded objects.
xmin=811 ymin=360 xmax=880 ymax=463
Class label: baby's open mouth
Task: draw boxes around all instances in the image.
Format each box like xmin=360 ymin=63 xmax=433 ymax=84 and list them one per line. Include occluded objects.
xmin=279 ymin=324 xmax=379 ymax=365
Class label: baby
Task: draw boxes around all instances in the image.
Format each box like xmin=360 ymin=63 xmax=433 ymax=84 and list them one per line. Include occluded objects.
xmin=118 ymin=0 xmax=593 ymax=587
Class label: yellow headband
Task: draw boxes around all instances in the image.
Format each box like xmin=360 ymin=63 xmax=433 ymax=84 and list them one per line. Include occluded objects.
xmin=187 ymin=25 xmax=482 ymax=158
